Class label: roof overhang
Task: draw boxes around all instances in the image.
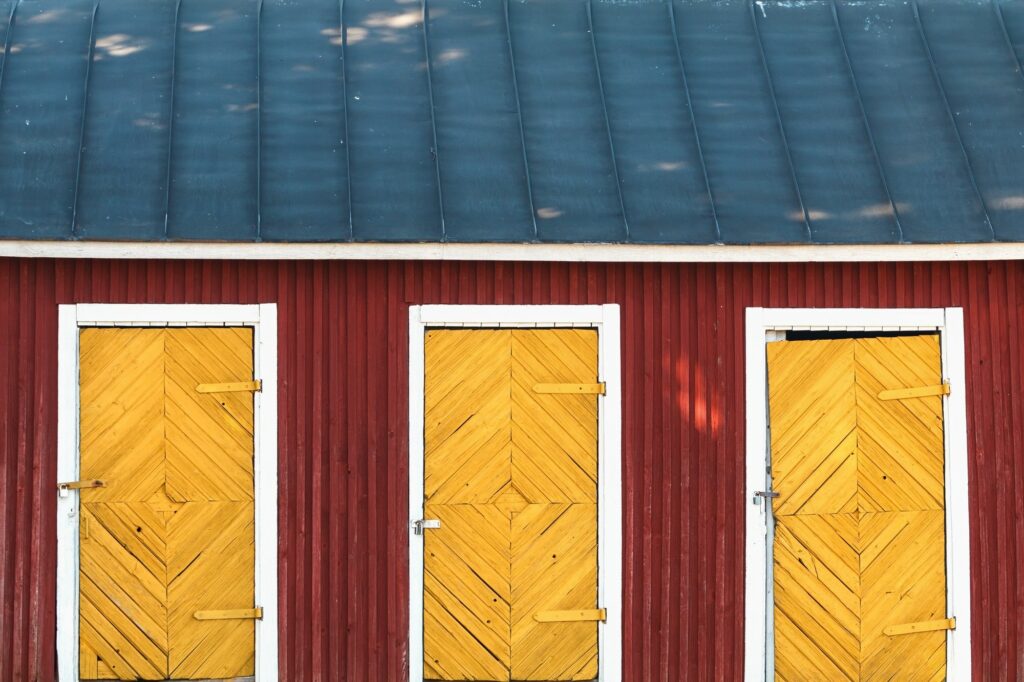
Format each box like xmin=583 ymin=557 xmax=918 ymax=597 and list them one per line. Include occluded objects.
xmin=3 ymin=240 xmax=1023 ymax=263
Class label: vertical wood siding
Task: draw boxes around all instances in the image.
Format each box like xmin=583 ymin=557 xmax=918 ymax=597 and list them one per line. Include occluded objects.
xmin=0 ymin=258 xmax=1022 ymax=680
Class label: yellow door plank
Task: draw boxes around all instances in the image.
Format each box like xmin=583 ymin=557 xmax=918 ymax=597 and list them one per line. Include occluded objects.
xmin=423 ymin=328 xmax=601 ymax=681
xmin=424 ymin=329 xmax=513 ymax=506
xmin=860 ymin=510 xmax=947 ymax=679
xmin=855 ymin=338 xmax=945 ymax=514
xmin=769 ymin=335 xmax=948 ymax=681
xmin=79 ymin=328 xmax=166 ymax=503
xmin=767 ymin=339 xmax=858 ymax=517
xmin=78 ymin=327 xmax=256 ymax=680
xmin=511 ymin=503 xmax=598 ymax=681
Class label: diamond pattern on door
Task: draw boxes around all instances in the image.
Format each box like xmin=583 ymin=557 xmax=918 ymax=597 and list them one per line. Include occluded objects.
xmin=767 ymin=334 xmax=948 ymax=681
xmin=423 ymin=328 xmax=600 ymax=681
xmin=78 ymin=327 xmax=256 ymax=680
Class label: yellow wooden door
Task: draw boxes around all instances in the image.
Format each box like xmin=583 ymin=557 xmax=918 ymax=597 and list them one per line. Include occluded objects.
xmin=423 ymin=329 xmax=600 ymax=681
xmin=78 ymin=327 xmax=257 ymax=680
xmin=767 ymin=335 xmax=948 ymax=681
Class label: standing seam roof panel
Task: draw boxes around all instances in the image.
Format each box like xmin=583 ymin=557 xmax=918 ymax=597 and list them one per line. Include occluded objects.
xmin=167 ymin=0 xmax=259 ymax=240
xmin=0 ymin=0 xmax=94 ymax=238
xmin=671 ymin=0 xmax=808 ymax=244
xmin=345 ymin=0 xmax=441 ymax=241
xmin=836 ymin=0 xmax=992 ymax=243
xmin=922 ymin=0 xmax=1024 ymax=242
xmin=1 ymin=0 xmax=1024 ymax=244
xmin=75 ymin=0 xmax=176 ymax=239
xmin=259 ymin=0 xmax=349 ymax=241
xmin=509 ymin=0 xmax=626 ymax=243
xmin=756 ymin=2 xmax=900 ymax=244
xmin=590 ymin=2 xmax=717 ymax=244
xmin=427 ymin=0 xmax=534 ymax=242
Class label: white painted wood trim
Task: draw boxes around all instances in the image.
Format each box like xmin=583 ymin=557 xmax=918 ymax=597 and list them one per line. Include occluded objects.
xmin=3 ymin=239 xmax=1024 ymax=263
xmin=743 ymin=307 xmax=972 ymax=682
xmin=942 ymin=307 xmax=973 ymax=681
xmin=74 ymin=303 xmax=262 ymax=325
xmin=55 ymin=303 xmax=278 ymax=682
xmin=743 ymin=307 xmax=770 ymax=682
xmin=756 ymin=306 xmax=946 ymax=330
xmin=406 ymin=304 xmax=623 ymax=682
xmin=56 ymin=305 xmax=80 ymax=682
xmin=407 ymin=306 xmax=427 ymax=682
xmin=253 ymin=303 xmax=280 ymax=682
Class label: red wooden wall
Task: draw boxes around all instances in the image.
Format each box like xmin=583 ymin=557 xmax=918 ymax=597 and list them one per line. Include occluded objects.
xmin=0 ymin=258 xmax=1022 ymax=680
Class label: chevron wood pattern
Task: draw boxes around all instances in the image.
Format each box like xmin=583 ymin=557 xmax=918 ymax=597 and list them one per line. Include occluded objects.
xmin=423 ymin=329 xmax=599 ymax=682
xmin=78 ymin=328 xmax=255 ymax=680
xmin=768 ymin=335 xmax=947 ymax=681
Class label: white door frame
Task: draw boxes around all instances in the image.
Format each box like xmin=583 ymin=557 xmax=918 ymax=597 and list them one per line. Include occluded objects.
xmin=56 ymin=303 xmax=279 ymax=681
xmin=743 ymin=307 xmax=972 ymax=681
xmin=407 ymin=304 xmax=622 ymax=682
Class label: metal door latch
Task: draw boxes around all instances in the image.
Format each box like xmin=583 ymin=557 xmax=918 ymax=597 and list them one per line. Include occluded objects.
xmin=58 ymin=479 xmax=106 ymax=498
xmin=753 ymin=490 xmax=780 ymax=505
xmin=412 ymin=519 xmax=441 ymax=535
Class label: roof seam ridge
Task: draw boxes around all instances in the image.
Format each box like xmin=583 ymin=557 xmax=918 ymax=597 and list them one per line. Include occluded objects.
xmin=587 ymin=0 xmax=630 ymax=241
xmin=70 ymin=0 xmax=99 ymax=239
xmin=668 ymin=0 xmax=723 ymax=244
xmin=830 ymin=0 xmax=906 ymax=244
xmin=750 ymin=0 xmax=814 ymax=243
xmin=422 ymin=0 xmax=446 ymax=242
xmin=912 ymin=0 xmax=997 ymax=242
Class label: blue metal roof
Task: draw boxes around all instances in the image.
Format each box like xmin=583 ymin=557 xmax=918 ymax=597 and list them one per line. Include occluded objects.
xmin=2 ymin=0 xmax=1024 ymax=244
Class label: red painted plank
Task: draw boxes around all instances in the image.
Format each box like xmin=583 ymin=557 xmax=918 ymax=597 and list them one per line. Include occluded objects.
xmin=0 ymin=258 xmax=1023 ymax=679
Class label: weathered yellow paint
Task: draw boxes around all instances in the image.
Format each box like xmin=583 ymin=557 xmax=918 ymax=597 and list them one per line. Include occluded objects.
xmin=78 ymin=327 xmax=256 ymax=680
xmin=767 ymin=335 xmax=948 ymax=681
xmin=423 ymin=329 xmax=600 ymax=682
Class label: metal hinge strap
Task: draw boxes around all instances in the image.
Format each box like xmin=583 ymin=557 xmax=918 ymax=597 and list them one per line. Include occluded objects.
xmin=878 ymin=383 xmax=949 ymax=401
xmin=534 ymin=609 xmax=607 ymax=623
xmin=196 ymin=380 xmax=262 ymax=394
xmin=533 ymin=383 xmax=606 ymax=395
xmin=883 ymin=617 xmax=955 ymax=637
xmin=194 ymin=607 xmax=264 ymax=621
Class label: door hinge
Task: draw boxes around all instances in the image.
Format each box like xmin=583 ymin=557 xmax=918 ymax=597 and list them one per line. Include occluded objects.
xmin=412 ymin=519 xmax=441 ymax=535
xmin=883 ymin=617 xmax=955 ymax=637
xmin=194 ymin=607 xmax=264 ymax=621
xmin=753 ymin=490 xmax=780 ymax=505
xmin=534 ymin=608 xmax=607 ymax=623
xmin=878 ymin=383 xmax=950 ymax=401
xmin=196 ymin=380 xmax=262 ymax=394
xmin=58 ymin=479 xmax=105 ymax=498
xmin=533 ymin=383 xmax=606 ymax=395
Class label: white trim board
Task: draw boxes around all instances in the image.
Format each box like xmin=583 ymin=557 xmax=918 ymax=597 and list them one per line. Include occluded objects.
xmin=407 ymin=304 xmax=623 ymax=682
xmin=743 ymin=307 xmax=972 ymax=681
xmin=4 ymin=239 xmax=1024 ymax=263
xmin=56 ymin=303 xmax=279 ymax=681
